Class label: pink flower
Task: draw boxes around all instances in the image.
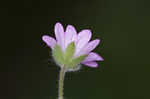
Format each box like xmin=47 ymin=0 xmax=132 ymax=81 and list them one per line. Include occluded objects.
xmin=42 ymin=22 xmax=104 ymax=68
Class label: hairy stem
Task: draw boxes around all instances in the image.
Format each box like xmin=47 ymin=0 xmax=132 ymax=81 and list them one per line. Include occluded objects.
xmin=58 ymin=67 xmax=66 ymax=99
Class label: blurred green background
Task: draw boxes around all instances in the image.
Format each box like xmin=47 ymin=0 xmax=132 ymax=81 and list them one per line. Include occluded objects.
xmin=0 ymin=0 xmax=150 ymax=99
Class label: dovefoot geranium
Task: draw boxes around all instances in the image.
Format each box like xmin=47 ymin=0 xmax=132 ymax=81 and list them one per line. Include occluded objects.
xmin=42 ymin=22 xmax=104 ymax=99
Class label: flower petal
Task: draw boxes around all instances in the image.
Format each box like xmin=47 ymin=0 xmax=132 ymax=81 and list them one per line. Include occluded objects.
xmin=75 ymin=29 xmax=92 ymax=57
xmin=82 ymin=61 xmax=98 ymax=68
xmin=82 ymin=52 xmax=104 ymax=62
xmin=76 ymin=39 xmax=100 ymax=56
xmin=84 ymin=39 xmax=100 ymax=54
xmin=54 ymin=22 xmax=65 ymax=51
xmin=65 ymin=25 xmax=77 ymax=48
xmin=42 ymin=35 xmax=56 ymax=49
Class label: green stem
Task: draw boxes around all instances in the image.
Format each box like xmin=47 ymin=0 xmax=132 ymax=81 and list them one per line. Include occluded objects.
xmin=58 ymin=66 xmax=66 ymax=99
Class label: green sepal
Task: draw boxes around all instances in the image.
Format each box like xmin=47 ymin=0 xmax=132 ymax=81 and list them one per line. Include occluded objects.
xmin=64 ymin=42 xmax=75 ymax=64
xmin=67 ymin=54 xmax=88 ymax=68
xmin=52 ymin=43 xmax=88 ymax=71
xmin=52 ymin=44 xmax=65 ymax=65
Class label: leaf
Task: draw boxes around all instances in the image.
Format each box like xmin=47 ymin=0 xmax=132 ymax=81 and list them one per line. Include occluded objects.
xmin=52 ymin=44 xmax=65 ymax=65
xmin=64 ymin=42 xmax=75 ymax=64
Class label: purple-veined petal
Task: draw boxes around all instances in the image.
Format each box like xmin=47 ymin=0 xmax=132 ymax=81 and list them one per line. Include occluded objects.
xmin=42 ymin=35 xmax=56 ymax=49
xmin=82 ymin=61 xmax=98 ymax=68
xmin=84 ymin=39 xmax=100 ymax=55
xmin=54 ymin=22 xmax=65 ymax=51
xmin=82 ymin=52 xmax=104 ymax=63
xmin=76 ymin=39 xmax=100 ymax=56
xmin=74 ymin=29 xmax=92 ymax=57
xmin=65 ymin=25 xmax=77 ymax=49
